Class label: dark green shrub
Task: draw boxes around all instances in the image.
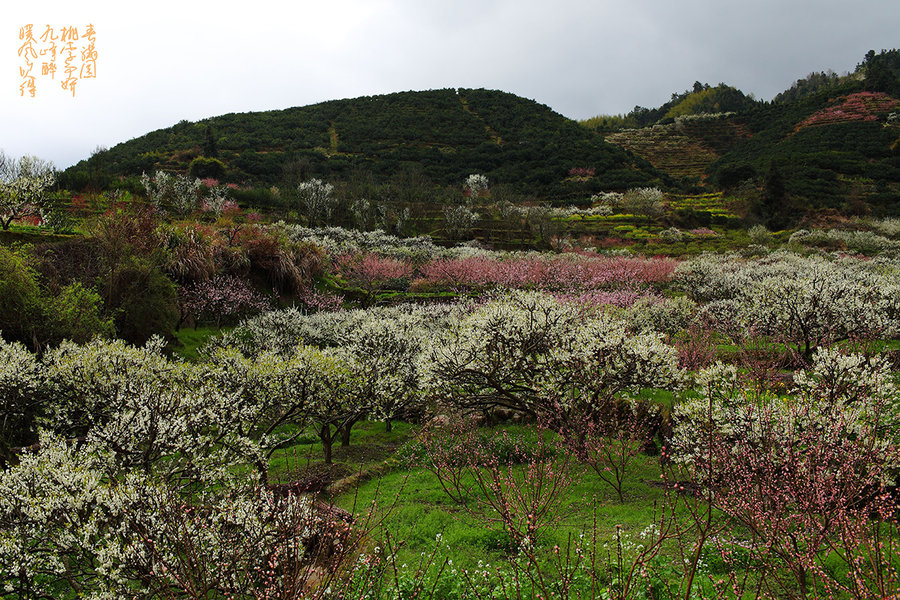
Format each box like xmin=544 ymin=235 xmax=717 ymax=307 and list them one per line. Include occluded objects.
xmin=108 ymin=255 xmax=179 ymax=344
xmin=189 ymin=156 xmax=226 ymax=180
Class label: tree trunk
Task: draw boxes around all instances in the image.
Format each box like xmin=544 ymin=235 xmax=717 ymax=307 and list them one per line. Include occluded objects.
xmin=256 ymin=459 xmax=269 ymax=487
xmin=319 ymin=424 xmax=333 ymax=464
xmin=385 ymin=418 xmax=392 ymax=433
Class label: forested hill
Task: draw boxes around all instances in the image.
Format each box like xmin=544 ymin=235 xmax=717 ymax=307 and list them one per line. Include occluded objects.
xmin=61 ymin=50 xmax=900 ymax=216
xmin=593 ymin=49 xmax=900 ymax=217
xmin=63 ymin=88 xmax=666 ymax=199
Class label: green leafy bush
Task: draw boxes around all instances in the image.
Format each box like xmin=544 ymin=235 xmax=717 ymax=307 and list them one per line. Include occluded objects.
xmin=0 ymin=246 xmax=42 ymax=345
xmin=45 ymin=282 xmax=114 ymax=344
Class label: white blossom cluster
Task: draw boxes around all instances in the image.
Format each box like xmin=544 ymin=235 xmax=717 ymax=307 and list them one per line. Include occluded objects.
xmin=675 ymin=251 xmax=900 ymax=350
xmin=210 ymin=302 xmax=468 ymax=357
xmin=861 ymin=217 xmax=900 ymax=239
xmin=0 ymin=429 xmax=311 ymax=598
xmin=548 ymin=204 xmax=615 ymax=219
xmin=493 ymin=201 xmax=614 ymax=221
xmin=658 ymin=227 xmax=684 ymax=242
xmin=674 ymin=252 xmax=752 ymax=303
xmin=419 ymin=290 xmax=682 ymax=417
xmin=202 ymin=313 xmax=428 ymax=451
xmin=200 ymin=302 xmax=480 ymax=447
xmin=297 ymin=178 xmax=336 ymax=225
xmin=671 ymin=348 xmax=900 ymax=481
xmin=591 ymin=191 xmax=625 ymax=207
xmin=0 ymin=337 xmax=316 ymax=597
xmin=212 ymin=293 xmax=681 ymax=423
xmin=788 ymin=228 xmax=900 ymax=256
xmin=141 ymin=170 xmax=203 ymax=215
xmin=0 ymin=337 xmax=44 ymax=445
xmin=625 ymin=296 xmax=698 ymax=336
xmin=203 ymin=342 xmax=367 ymax=457
xmin=0 ymin=153 xmax=56 ymax=228
xmin=747 ymin=224 xmax=774 ymax=246
xmin=443 ymin=204 xmax=480 ymax=239
xmin=202 ymin=182 xmax=232 ymax=217
xmin=284 ymin=224 xmax=449 ymax=261
xmin=463 ymin=173 xmax=489 ymax=200
xmin=621 ymin=187 xmax=665 ymax=219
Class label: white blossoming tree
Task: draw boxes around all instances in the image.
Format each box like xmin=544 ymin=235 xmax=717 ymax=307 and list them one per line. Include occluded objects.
xmin=675 ymin=252 xmax=900 ymax=354
xmin=421 ymin=291 xmax=581 ymax=417
xmin=202 ymin=344 xmax=363 ymax=475
xmin=0 ymin=337 xmax=45 ymax=452
xmin=622 ymin=187 xmax=665 ymax=221
xmin=421 ymin=291 xmax=681 ymax=419
xmin=463 ymin=173 xmax=489 ymax=201
xmin=0 ymin=430 xmax=316 ymax=599
xmin=740 ymin=259 xmax=887 ymax=357
xmin=140 ymin=170 xmax=202 ymax=215
xmin=298 ymin=346 xmax=365 ymax=464
xmin=297 ymin=178 xmax=336 ymax=226
xmin=41 ymin=337 xmax=260 ymax=486
xmin=443 ymin=204 xmax=479 ymax=240
xmin=0 ymin=152 xmax=56 ymax=230
xmin=546 ymin=317 xmax=681 ymax=419
xmin=339 ymin=315 xmax=423 ymax=433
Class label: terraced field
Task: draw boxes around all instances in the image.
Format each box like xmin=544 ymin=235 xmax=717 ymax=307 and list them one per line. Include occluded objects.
xmin=666 ymin=191 xmax=738 ymax=218
xmin=606 ymin=116 xmax=752 ymax=182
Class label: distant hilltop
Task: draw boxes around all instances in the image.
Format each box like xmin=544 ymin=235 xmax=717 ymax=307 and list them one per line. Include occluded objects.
xmin=62 ymin=49 xmax=900 ymax=214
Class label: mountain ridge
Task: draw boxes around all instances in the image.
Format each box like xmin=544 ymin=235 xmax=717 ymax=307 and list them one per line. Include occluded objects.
xmin=61 ymin=49 xmax=900 ymax=216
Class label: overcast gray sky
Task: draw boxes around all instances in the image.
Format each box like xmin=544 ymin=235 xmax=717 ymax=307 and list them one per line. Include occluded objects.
xmin=2 ymin=0 xmax=898 ymax=169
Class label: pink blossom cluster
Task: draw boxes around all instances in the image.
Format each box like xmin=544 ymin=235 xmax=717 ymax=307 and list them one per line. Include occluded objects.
xmin=688 ymin=227 xmax=717 ymax=236
xmin=200 ymin=199 xmax=240 ymax=214
xmin=418 ymin=254 xmax=677 ymax=290
xmin=335 ymin=253 xmax=415 ymax=287
xmin=797 ymin=92 xmax=899 ymax=129
xmin=330 ymin=252 xmax=676 ymax=295
xmin=180 ymin=275 xmax=271 ymax=326
xmin=297 ymin=287 xmax=344 ymax=312
xmin=567 ymin=167 xmax=596 ymax=177
xmin=553 ymin=289 xmax=662 ymax=310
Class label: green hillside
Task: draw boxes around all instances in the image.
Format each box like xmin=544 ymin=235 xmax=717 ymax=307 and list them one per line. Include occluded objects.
xmin=62 ymin=89 xmax=666 ymax=201
xmin=59 ymin=50 xmax=900 ymax=217
xmin=592 ymin=50 xmax=900 ymax=217
xmin=581 ymin=83 xmax=760 ymax=132
xmin=708 ymin=82 xmax=900 ymax=214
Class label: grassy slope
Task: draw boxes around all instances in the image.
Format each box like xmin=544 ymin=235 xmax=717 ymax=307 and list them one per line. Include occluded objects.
xmin=266 ymin=421 xmax=668 ymax=571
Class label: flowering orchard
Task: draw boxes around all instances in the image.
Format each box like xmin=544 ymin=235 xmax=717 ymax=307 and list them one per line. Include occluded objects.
xmin=796 ymin=91 xmax=900 ymax=130
xmin=2 ymin=242 xmax=900 ymax=598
